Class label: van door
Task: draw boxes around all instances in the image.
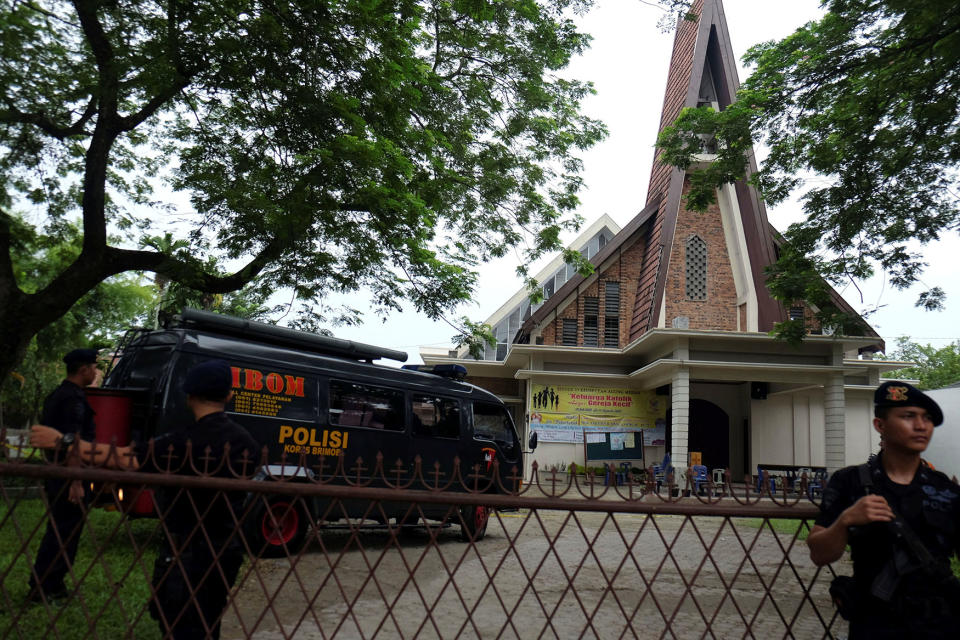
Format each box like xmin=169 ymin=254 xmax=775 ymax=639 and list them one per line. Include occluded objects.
xmin=409 ymin=394 xmax=464 ymax=485
xmin=470 ymin=401 xmax=523 ymax=492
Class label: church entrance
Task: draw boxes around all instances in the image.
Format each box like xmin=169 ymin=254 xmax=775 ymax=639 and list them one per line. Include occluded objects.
xmin=665 ymin=399 xmax=730 ymax=469
xmin=689 ymin=399 xmax=729 ymax=470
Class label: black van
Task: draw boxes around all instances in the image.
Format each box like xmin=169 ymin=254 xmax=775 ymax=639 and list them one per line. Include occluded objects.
xmin=98 ymin=309 xmax=529 ymax=552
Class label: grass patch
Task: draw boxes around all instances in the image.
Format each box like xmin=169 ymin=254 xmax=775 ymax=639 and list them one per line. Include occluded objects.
xmin=0 ymin=497 xmax=162 ymax=638
xmin=730 ymin=517 xmax=812 ymax=541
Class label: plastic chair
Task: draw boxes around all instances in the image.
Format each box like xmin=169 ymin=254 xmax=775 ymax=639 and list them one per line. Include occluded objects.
xmin=656 ymin=454 xmax=674 ymax=492
xmin=756 ymin=465 xmax=776 ymax=494
xmin=711 ymin=468 xmax=726 ymax=495
xmin=617 ymin=462 xmax=631 ymax=485
xmin=690 ymin=464 xmax=708 ymax=494
xmin=807 ymin=469 xmax=826 ymax=498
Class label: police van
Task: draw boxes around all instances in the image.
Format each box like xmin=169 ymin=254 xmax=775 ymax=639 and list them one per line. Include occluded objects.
xmin=92 ymin=309 xmax=531 ymax=552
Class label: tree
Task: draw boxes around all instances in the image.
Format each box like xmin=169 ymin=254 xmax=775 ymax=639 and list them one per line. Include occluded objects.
xmin=1 ymin=216 xmax=153 ymax=427
xmin=884 ymin=337 xmax=960 ymax=391
xmin=656 ymin=0 xmax=960 ymax=337
xmin=0 ymin=0 xmax=607 ymax=383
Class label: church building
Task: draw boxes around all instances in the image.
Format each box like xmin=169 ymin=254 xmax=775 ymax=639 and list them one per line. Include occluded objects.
xmin=421 ymin=0 xmax=903 ymax=480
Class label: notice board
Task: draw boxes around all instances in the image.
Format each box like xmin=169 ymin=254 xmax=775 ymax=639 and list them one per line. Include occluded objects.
xmin=584 ymin=431 xmax=644 ymax=463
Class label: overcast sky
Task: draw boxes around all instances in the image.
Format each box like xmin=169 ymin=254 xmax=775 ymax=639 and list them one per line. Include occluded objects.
xmin=327 ymin=0 xmax=960 ymax=364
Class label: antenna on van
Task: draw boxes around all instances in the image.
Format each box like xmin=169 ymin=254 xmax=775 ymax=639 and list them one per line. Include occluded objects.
xmin=176 ymin=308 xmax=409 ymax=363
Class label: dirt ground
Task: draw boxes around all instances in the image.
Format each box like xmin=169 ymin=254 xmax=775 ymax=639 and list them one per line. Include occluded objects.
xmin=221 ymin=510 xmax=846 ymax=640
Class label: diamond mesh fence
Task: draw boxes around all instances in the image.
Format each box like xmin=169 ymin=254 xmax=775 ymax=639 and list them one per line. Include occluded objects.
xmin=0 ymin=433 xmax=845 ymax=639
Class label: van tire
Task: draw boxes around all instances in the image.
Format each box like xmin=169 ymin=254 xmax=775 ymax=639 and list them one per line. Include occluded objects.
xmin=250 ymin=497 xmax=310 ymax=558
xmin=459 ymin=505 xmax=490 ymax=541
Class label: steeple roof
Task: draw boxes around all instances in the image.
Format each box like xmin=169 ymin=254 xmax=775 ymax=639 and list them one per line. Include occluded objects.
xmin=520 ymin=0 xmax=882 ymax=350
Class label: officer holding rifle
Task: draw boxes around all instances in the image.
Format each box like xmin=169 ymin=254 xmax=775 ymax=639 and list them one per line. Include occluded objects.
xmin=807 ymin=381 xmax=960 ymax=638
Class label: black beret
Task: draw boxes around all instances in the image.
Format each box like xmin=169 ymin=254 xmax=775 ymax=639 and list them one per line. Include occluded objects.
xmin=874 ymin=381 xmax=943 ymax=426
xmin=63 ymin=348 xmax=98 ymax=366
xmin=182 ymin=359 xmax=232 ymax=398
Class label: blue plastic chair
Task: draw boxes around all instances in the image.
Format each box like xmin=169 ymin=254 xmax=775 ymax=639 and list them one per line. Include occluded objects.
xmin=691 ymin=464 xmax=708 ymax=494
xmin=655 ymin=454 xmax=673 ymax=491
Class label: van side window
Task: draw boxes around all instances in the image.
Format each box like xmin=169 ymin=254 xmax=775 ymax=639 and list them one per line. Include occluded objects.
xmin=473 ymin=402 xmax=517 ymax=451
xmin=411 ymin=395 xmax=461 ymax=439
xmin=329 ymin=380 xmax=403 ymax=431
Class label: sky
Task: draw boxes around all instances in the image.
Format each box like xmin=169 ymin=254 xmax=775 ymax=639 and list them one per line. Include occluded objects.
xmin=326 ymin=0 xmax=960 ymax=364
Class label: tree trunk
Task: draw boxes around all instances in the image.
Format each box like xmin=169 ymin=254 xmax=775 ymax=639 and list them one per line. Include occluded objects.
xmin=0 ymin=296 xmax=39 ymax=388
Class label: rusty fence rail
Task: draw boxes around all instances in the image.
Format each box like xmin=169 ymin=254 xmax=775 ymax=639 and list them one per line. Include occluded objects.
xmin=0 ymin=442 xmax=845 ymax=639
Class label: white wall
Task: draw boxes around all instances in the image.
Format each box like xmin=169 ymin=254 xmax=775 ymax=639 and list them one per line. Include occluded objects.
xmin=921 ymin=388 xmax=960 ymax=479
xmin=844 ymin=389 xmax=877 ymax=465
xmin=528 ymin=441 xmax=587 ymax=473
xmin=750 ymin=390 xmax=825 ymax=467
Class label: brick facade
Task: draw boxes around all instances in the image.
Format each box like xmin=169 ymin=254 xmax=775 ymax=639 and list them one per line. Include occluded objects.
xmin=539 ymin=238 xmax=648 ymax=348
xmin=663 ymin=177 xmax=738 ymax=331
xmin=631 ymin=0 xmax=704 ymax=340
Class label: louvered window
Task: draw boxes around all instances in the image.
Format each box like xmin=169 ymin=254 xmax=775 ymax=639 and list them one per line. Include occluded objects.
xmin=583 ymin=297 xmax=599 ymax=347
xmin=604 ymin=316 xmax=619 ymax=348
xmin=685 ymin=236 xmax=707 ymax=300
xmin=562 ymin=318 xmax=578 ymax=346
xmin=602 ymin=282 xmax=620 ymax=348
xmin=604 ymin=282 xmax=620 ymax=315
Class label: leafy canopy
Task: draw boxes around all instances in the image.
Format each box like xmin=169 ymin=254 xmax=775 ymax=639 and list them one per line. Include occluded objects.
xmin=0 ymin=0 xmax=605 ymax=379
xmin=656 ymin=0 xmax=960 ymax=336
xmin=885 ymin=337 xmax=960 ymax=391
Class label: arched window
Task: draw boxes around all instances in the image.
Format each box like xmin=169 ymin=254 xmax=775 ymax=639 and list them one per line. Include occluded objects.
xmin=685 ymin=235 xmax=707 ymax=300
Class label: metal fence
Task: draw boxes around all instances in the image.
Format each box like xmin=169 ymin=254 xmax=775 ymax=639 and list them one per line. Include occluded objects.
xmin=0 ymin=435 xmax=845 ymax=639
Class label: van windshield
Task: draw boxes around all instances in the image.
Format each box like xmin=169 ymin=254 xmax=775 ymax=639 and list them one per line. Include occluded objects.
xmin=472 ymin=402 xmax=517 ymax=451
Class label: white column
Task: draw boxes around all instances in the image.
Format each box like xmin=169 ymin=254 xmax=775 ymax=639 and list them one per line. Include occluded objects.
xmin=824 ymin=372 xmax=846 ymax=472
xmin=671 ymin=368 xmax=690 ymax=477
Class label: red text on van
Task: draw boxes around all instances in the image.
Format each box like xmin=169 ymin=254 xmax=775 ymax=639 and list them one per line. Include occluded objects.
xmin=231 ymin=367 xmax=305 ymax=397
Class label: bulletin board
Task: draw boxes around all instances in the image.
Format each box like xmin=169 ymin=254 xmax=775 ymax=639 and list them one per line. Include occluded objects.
xmin=584 ymin=431 xmax=644 ymax=463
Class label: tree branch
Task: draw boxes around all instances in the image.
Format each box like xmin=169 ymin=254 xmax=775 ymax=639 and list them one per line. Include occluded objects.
xmin=0 ymin=98 xmax=97 ymax=140
xmin=104 ymin=240 xmax=283 ymax=294
xmin=73 ymin=0 xmax=120 ymax=253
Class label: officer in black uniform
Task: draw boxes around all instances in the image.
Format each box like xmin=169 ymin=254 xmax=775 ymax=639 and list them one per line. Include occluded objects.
xmin=141 ymin=359 xmax=258 ymax=640
xmin=808 ymin=381 xmax=960 ymax=639
xmin=28 ymin=347 xmax=99 ymax=602
xmin=31 ymin=359 xmax=259 ymax=639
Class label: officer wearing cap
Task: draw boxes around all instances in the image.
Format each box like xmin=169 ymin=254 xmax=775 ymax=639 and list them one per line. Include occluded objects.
xmin=28 ymin=348 xmax=100 ymax=602
xmin=30 ymin=359 xmax=258 ymax=639
xmin=808 ymin=381 xmax=960 ymax=638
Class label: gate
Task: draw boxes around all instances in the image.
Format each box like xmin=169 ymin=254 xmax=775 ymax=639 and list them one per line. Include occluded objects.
xmin=0 ymin=434 xmax=845 ymax=639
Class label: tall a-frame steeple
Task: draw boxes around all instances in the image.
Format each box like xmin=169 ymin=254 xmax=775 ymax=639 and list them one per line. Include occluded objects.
xmin=515 ymin=0 xmax=880 ymax=350
xmin=631 ymin=0 xmax=783 ymax=339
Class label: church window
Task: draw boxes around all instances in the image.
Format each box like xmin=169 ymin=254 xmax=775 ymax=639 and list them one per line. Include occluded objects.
xmin=685 ymin=236 xmax=707 ymax=300
xmin=583 ymin=297 xmax=599 ymax=347
xmin=603 ymin=282 xmax=620 ymax=348
xmin=562 ymin=319 xmax=578 ymax=346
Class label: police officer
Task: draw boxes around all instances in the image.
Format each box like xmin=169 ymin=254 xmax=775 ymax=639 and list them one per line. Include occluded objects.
xmin=808 ymin=381 xmax=960 ymax=639
xmin=32 ymin=359 xmax=259 ymax=639
xmin=28 ymin=348 xmax=99 ymax=602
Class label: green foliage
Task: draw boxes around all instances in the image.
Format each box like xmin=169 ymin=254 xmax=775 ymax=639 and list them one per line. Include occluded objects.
xmin=0 ymin=217 xmax=153 ymax=426
xmin=655 ymin=0 xmax=960 ymax=336
xmin=0 ymin=0 xmax=608 ymax=381
xmin=0 ymin=499 xmax=161 ymax=638
xmin=884 ymin=337 xmax=960 ymax=390
xmin=452 ymin=318 xmax=497 ymax=361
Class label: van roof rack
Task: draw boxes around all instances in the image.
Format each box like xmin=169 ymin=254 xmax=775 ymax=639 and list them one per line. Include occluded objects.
xmin=176 ymin=308 xmax=408 ymax=363
xmin=401 ymin=364 xmax=467 ymax=380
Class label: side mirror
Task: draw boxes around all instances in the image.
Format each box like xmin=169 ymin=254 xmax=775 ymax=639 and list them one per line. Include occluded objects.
xmin=528 ymin=431 xmax=538 ymax=450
